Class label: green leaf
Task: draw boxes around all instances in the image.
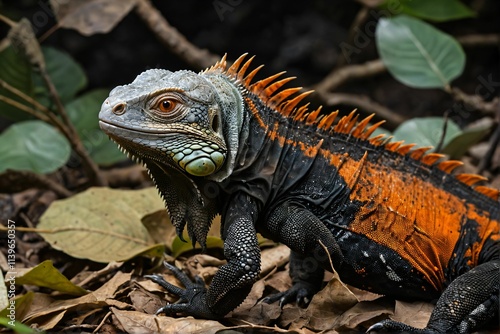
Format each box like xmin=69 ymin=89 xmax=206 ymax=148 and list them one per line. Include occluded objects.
xmin=0 ymin=120 xmax=70 ymax=174
xmin=0 ymin=45 xmax=34 ymax=121
xmin=38 ymin=187 xmax=166 ymax=263
xmin=12 ymin=260 xmax=88 ymax=296
xmin=0 ymin=317 xmax=38 ymax=334
xmin=442 ymin=121 xmax=492 ymax=159
xmin=66 ymin=89 xmax=126 ymax=165
xmin=396 ymin=0 xmax=475 ymax=22
xmin=392 ymin=117 xmax=461 ymax=150
xmin=0 ymin=291 xmax=34 ymax=325
xmin=34 ymin=47 xmax=87 ymax=106
xmin=376 ymin=15 xmax=465 ymax=89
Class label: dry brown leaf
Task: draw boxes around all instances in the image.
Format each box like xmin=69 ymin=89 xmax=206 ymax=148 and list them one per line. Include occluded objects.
xmin=287 ymin=275 xmax=358 ymax=332
xmin=392 ymin=300 xmax=433 ymax=329
xmin=183 ymin=254 xmax=226 ymax=283
xmin=279 ymin=304 xmax=307 ymax=329
xmin=230 ymin=279 xmax=282 ymax=325
xmin=50 ymin=0 xmax=138 ymax=36
xmin=7 ymin=18 xmax=44 ymax=68
xmin=260 ymin=244 xmax=290 ymax=276
xmin=111 ymin=308 xmax=228 ymax=334
xmin=129 ymin=289 xmax=164 ymax=314
xmin=22 ymin=272 xmax=132 ymax=329
xmin=136 ymin=278 xmax=173 ymax=294
xmin=348 ymin=285 xmax=383 ymax=302
xmin=334 ymin=298 xmax=394 ymax=331
xmin=142 ymin=210 xmax=176 ymax=246
xmin=264 ymin=270 xmax=292 ymax=293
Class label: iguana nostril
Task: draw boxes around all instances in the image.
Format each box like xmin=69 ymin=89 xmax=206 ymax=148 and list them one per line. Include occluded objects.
xmin=112 ymin=102 xmax=126 ymax=115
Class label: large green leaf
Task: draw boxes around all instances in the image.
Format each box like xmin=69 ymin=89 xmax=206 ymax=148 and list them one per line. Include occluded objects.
xmin=396 ymin=0 xmax=475 ymax=22
xmin=0 ymin=120 xmax=70 ymax=174
xmin=392 ymin=117 xmax=461 ymax=150
xmin=0 ymin=45 xmax=34 ymax=121
xmin=66 ymin=89 xmax=126 ymax=165
xmin=38 ymin=187 xmax=166 ymax=263
xmin=376 ymin=15 xmax=465 ymax=89
xmin=34 ymin=47 xmax=87 ymax=106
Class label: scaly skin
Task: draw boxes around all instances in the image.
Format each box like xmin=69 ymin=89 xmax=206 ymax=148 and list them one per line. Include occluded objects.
xmin=99 ymin=54 xmax=500 ymax=333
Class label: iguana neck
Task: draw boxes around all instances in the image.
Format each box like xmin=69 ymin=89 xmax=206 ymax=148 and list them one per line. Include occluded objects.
xmin=202 ymin=73 xmax=247 ymax=182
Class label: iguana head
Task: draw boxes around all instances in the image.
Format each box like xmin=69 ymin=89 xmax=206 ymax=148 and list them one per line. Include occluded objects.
xmin=99 ymin=67 xmax=244 ymax=249
xmin=99 ymin=69 xmax=227 ymax=177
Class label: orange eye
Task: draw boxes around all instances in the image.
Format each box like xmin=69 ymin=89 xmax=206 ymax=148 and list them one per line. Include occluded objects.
xmin=158 ymin=98 xmax=176 ymax=113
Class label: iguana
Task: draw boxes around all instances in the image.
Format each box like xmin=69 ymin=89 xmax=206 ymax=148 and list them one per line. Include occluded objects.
xmin=99 ymin=54 xmax=500 ymax=333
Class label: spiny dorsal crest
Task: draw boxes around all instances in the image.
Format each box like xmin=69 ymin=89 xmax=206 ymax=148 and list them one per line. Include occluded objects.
xmin=204 ymin=53 xmax=499 ymax=201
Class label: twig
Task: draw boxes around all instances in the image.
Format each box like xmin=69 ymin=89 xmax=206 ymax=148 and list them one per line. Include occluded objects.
xmin=38 ymin=68 xmax=107 ymax=186
xmin=0 ymin=170 xmax=72 ymax=197
xmin=313 ymin=59 xmax=386 ymax=93
xmin=0 ymin=79 xmax=71 ymax=134
xmin=75 ymin=261 xmax=124 ymax=288
xmin=435 ymin=110 xmax=449 ymax=153
xmin=93 ymin=311 xmax=113 ymax=334
xmin=100 ymin=164 xmax=148 ymax=188
xmin=0 ymin=95 xmax=50 ymax=122
xmin=450 ymin=87 xmax=499 ymax=115
xmin=134 ymin=0 xmax=219 ymax=70
xmin=456 ymin=33 xmax=500 ymax=47
xmin=0 ymin=13 xmax=16 ymax=27
xmin=316 ymin=91 xmax=405 ymax=129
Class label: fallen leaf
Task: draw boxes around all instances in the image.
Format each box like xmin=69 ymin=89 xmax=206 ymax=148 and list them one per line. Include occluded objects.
xmin=0 ymin=291 xmax=34 ymax=321
xmin=129 ymin=289 xmax=164 ymax=315
xmin=392 ymin=300 xmax=433 ymax=329
xmin=260 ymin=244 xmax=290 ymax=277
xmin=38 ymin=187 xmax=165 ymax=263
xmin=9 ymin=260 xmax=88 ymax=296
xmin=288 ymin=275 xmax=358 ymax=332
xmin=22 ymin=272 xmax=132 ymax=329
xmin=111 ymin=308 xmax=228 ymax=334
xmin=334 ymin=297 xmax=394 ymax=331
xmin=141 ymin=210 xmax=176 ymax=246
xmin=183 ymin=254 xmax=226 ymax=283
xmin=231 ymin=279 xmax=282 ymax=325
xmin=50 ymin=0 xmax=138 ymax=36
xmin=264 ymin=269 xmax=292 ymax=293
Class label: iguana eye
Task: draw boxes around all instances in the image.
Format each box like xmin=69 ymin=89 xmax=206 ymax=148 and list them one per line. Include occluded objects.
xmin=158 ymin=98 xmax=176 ymax=113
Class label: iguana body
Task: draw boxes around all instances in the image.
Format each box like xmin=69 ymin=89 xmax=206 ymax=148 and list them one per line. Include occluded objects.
xmin=99 ymin=54 xmax=500 ymax=333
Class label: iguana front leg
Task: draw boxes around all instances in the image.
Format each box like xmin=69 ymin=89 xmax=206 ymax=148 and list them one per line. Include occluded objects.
xmin=147 ymin=192 xmax=261 ymax=318
xmin=262 ymin=201 xmax=344 ymax=307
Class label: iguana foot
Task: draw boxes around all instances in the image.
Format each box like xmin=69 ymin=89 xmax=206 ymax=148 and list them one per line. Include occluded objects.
xmin=263 ymin=281 xmax=317 ymax=308
xmin=145 ymin=261 xmax=220 ymax=319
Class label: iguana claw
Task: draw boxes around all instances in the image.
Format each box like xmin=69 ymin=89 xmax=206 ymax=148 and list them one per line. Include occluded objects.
xmin=263 ymin=281 xmax=316 ymax=308
xmin=145 ymin=261 xmax=220 ymax=319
